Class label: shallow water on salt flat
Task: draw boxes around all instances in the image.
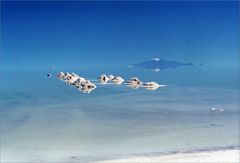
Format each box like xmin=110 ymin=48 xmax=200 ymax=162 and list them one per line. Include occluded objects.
xmin=1 ymin=65 xmax=239 ymax=162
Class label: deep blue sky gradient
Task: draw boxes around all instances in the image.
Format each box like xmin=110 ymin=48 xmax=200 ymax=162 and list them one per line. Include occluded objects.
xmin=1 ymin=1 xmax=239 ymax=69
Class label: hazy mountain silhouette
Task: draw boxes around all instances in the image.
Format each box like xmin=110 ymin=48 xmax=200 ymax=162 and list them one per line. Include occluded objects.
xmin=129 ymin=58 xmax=194 ymax=71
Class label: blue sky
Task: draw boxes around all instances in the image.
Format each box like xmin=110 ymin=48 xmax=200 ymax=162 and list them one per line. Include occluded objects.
xmin=1 ymin=1 xmax=239 ymax=69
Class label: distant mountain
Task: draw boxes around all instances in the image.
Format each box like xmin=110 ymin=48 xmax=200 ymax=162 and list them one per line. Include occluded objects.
xmin=129 ymin=58 xmax=194 ymax=71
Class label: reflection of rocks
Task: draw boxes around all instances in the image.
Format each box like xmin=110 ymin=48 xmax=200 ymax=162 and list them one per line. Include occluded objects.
xmin=127 ymin=84 xmax=141 ymax=89
xmin=72 ymin=77 xmax=87 ymax=88
xmin=57 ymin=72 xmax=97 ymax=93
xmin=67 ymin=73 xmax=80 ymax=84
xmin=57 ymin=72 xmax=65 ymax=79
xmin=143 ymin=82 xmax=160 ymax=90
xmin=209 ymin=107 xmax=224 ymax=113
xmin=108 ymin=74 xmax=115 ymax=80
xmin=125 ymin=78 xmax=161 ymax=91
xmin=80 ymin=81 xmax=97 ymax=93
xmin=58 ymin=72 xmax=79 ymax=85
xmin=81 ymin=88 xmax=95 ymax=94
xmin=126 ymin=77 xmax=143 ymax=88
xmin=62 ymin=72 xmax=71 ymax=80
xmin=98 ymin=74 xmax=125 ymax=85
xmin=57 ymin=72 xmax=71 ymax=81
xmin=98 ymin=74 xmax=109 ymax=83
xmin=111 ymin=76 xmax=124 ymax=84
xmin=57 ymin=72 xmax=162 ymax=93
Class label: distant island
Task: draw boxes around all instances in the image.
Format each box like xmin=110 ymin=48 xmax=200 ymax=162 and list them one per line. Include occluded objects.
xmin=129 ymin=58 xmax=194 ymax=71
